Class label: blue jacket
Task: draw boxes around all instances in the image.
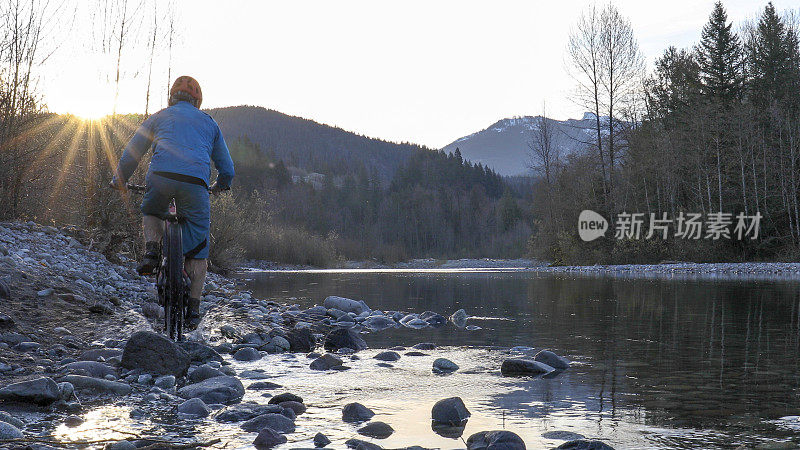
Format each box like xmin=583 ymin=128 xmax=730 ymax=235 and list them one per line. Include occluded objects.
xmin=117 ymin=101 xmax=235 ymax=189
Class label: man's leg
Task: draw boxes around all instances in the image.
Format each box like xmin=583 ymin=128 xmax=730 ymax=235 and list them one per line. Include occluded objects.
xmin=138 ymin=215 xmax=164 ymax=275
xmin=185 ymin=258 xmax=207 ymax=329
xmin=185 ymin=258 xmax=207 ymax=299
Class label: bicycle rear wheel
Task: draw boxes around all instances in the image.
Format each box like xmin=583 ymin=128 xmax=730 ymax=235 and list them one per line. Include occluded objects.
xmin=163 ymin=222 xmax=185 ymax=341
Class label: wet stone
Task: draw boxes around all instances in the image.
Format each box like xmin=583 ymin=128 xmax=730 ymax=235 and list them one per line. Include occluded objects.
xmin=466 ymin=430 xmax=526 ymax=450
xmin=358 ymin=421 xmax=394 ymax=439
xmin=373 ymin=351 xmax=401 ymax=362
xmin=343 ymin=402 xmax=375 ymax=422
xmin=253 ymin=427 xmax=288 ymax=448
xmin=269 ymin=392 xmax=303 ymax=405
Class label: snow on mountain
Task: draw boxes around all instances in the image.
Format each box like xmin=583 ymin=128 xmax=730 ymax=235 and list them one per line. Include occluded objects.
xmin=442 ymin=113 xmax=609 ymax=176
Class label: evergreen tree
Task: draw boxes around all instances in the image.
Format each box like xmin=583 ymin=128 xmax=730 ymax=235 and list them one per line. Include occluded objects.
xmin=697 ymin=1 xmax=742 ymax=103
xmin=748 ymin=2 xmax=800 ymax=107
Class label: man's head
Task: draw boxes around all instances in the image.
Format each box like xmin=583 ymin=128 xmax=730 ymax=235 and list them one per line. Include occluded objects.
xmin=169 ymin=76 xmax=202 ymax=108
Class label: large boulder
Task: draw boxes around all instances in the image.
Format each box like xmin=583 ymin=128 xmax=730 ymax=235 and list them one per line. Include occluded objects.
xmin=241 ymin=413 xmax=295 ymax=433
xmin=285 ymin=328 xmax=316 ymax=353
xmin=466 ymin=430 xmax=526 ymax=449
xmin=61 ymin=375 xmax=132 ymax=395
xmin=534 ymin=350 xmax=570 ymax=370
xmin=432 ymin=397 xmax=471 ymax=425
xmin=342 ymin=402 xmax=375 ymax=422
xmin=121 ymin=331 xmax=190 ymax=377
xmin=0 ymin=377 xmax=60 ymax=405
xmin=178 ymin=376 xmax=244 ymax=405
xmin=500 ymin=358 xmax=554 ymax=377
xmin=324 ymin=296 xmax=370 ymax=314
xmin=324 ymin=328 xmax=367 ymax=352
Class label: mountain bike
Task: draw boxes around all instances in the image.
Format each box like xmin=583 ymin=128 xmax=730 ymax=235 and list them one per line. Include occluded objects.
xmin=127 ymin=183 xmax=191 ymax=341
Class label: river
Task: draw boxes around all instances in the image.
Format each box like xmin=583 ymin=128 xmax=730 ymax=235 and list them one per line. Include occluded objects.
xmin=234 ymin=268 xmax=800 ymax=449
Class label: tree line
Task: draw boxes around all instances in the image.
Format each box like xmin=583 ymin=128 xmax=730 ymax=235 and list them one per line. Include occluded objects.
xmin=530 ymin=1 xmax=800 ymax=264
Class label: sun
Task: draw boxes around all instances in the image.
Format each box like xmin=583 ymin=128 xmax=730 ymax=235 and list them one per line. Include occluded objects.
xmin=68 ymin=103 xmax=111 ymax=121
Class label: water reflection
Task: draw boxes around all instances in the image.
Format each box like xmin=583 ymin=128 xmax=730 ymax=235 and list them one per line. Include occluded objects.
xmin=243 ymin=270 xmax=800 ymax=448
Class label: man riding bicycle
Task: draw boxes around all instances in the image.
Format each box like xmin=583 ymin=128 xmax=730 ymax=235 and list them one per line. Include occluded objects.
xmin=111 ymin=75 xmax=235 ymax=329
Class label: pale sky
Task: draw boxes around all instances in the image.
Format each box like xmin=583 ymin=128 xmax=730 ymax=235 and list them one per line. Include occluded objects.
xmin=42 ymin=0 xmax=800 ymax=149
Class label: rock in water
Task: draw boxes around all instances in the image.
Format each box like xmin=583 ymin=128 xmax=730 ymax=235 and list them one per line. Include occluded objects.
xmin=358 ymin=421 xmax=394 ymax=439
xmin=314 ymin=432 xmax=331 ymax=447
xmin=233 ymin=347 xmax=262 ymax=361
xmin=501 ymin=358 xmax=554 ymax=377
xmin=432 ymin=358 xmax=459 ymax=374
xmin=253 ymin=427 xmax=287 ymax=448
xmin=555 ymin=440 xmax=615 ymax=449
xmin=178 ymin=398 xmax=210 ymax=418
xmin=268 ymin=392 xmax=303 ymax=405
xmin=0 ymin=421 xmax=23 ymax=439
xmin=420 ymin=311 xmax=447 ymax=327
xmin=121 ymin=331 xmax=190 ymax=377
xmin=177 ymin=376 xmax=244 ymax=405
xmin=543 ymin=431 xmax=586 ymax=441
xmin=431 ymin=397 xmax=471 ymax=425
xmin=279 ymin=400 xmax=306 ymax=415
xmin=342 ymin=402 xmax=375 ymax=422
xmin=215 ymin=403 xmax=283 ymax=422
xmin=534 ymin=350 xmax=570 ymax=370
xmin=285 ymin=327 xmax=316 ymax=353
xmin=64 ymin=415 xmax=84 ymax=427
xmin=0 ymin=377 xmax=60 ymax=405
xmin=323 ymin=328 xmax=367 ymax=352
xmin=310 ymin=353 xmax=345 ymax=370
xmin=413 ymin=342 xmax=437 ymax=350
xmin=345 ymin=438 xmax=382 ymax=450
xmin=450 ymin=309 xmax=468 ymax=328
xmin=466 ymin=430 xmax=526 ymax=450
xmin=324 ymin=296 xmax=370 ymax=314
xmin=248 ymin=381 xmax=282 ymax=391
xmin=362 ymin=315 xmax=396 ymax=331
xmin=241 ymin=413 xmax=295 ymax=433
xmin=373 ymin=351 xmax=401 ymax=362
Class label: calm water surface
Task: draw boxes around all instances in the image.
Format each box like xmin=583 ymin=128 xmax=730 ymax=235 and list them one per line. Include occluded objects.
xmin=240 ymin=269 xmax=800 ymax=449
xmin=52 ymin=269 xmax=800 ymax=449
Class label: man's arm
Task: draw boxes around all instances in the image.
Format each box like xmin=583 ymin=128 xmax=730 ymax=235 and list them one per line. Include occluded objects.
xmin=114 ymin=117 xmax=156 ymax=183
xmin=211 ymin=125 xmax=235 ymax=189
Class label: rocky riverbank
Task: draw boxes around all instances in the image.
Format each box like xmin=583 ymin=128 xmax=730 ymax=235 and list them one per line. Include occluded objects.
xmin=0 ymin=221 xmax=612 ymax=449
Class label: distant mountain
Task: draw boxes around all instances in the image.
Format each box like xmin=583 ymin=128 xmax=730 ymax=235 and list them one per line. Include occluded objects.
xmin=441 ymin=113 xmax=607 ymax=176
xmin=206 ymin=105 xmax=428 ymax=181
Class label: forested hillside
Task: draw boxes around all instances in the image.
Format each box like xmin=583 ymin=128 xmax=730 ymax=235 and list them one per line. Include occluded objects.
xmin=530 ymin=2 xmax=800 ymax=264
xmin=207 ymin=106 xmax=424 ymax=182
